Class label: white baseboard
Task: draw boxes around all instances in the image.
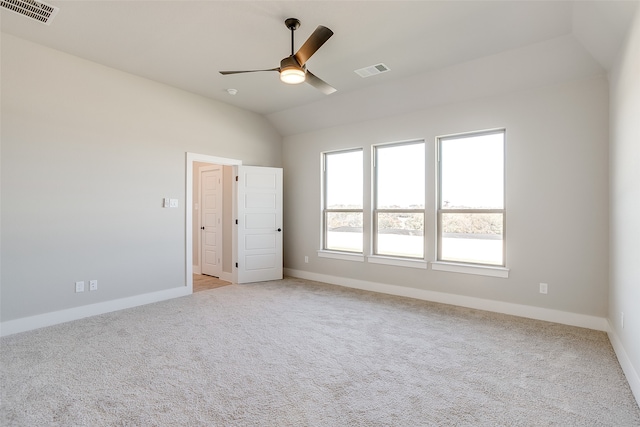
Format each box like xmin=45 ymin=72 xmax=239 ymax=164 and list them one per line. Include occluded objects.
xmin=0 ymin=286 xmax=191 ymax=337
xmin=607 ymin=319 xmax=640 ymax=406
xmin=284 ymin=268 xmax=608 ymax=331
xmin=193 ymin=264 xmax=201 ymax=275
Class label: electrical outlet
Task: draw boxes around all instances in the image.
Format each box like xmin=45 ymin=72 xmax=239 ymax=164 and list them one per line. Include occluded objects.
xmin=89 ymin=280 xmax=98 ymax=291
xmin=75 ymin=281 xmax=85 ymax=293
xmin=169 ymin=199 xmax=178 ymax=208
xmin=539 ymin=283 xmax=548 ymax=294
xmin=305 ymin=256 xmax=309 ymax=263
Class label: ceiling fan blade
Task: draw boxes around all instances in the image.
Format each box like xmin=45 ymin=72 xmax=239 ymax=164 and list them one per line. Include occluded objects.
xmin=219 ymin=68 xmax=279 ymax=75
xmin=305 ymin=70 xmax=337 ymax=95
xmin=294 ymin=25 xmax=333 ymax=67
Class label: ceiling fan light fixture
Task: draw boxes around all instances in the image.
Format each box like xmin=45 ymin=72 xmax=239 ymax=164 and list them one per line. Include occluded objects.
xmin=280 ymin=67 xmax=306 ymax=84
xmin=279 ymin=56 xmax=306 ymax=84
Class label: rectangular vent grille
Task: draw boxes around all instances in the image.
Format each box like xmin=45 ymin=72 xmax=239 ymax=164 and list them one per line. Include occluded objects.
xmin=354 ymin=63 xmax=390 ymax=78
xmin=1 ymin=0 xmax=59 ymax=25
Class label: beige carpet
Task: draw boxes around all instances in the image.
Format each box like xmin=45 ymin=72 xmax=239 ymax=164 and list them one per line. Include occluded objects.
xmin=1 ymin=277 xmax=639 ymax=426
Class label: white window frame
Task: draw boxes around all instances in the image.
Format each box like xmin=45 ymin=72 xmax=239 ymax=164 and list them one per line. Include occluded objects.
xmin=436 ymin=129 xmax=506 ymax=268
xmin=317 ymin=130 xmax=510 ymax=278
xmin=321 ymin=148 xmax=364 ymax=255
xmin=372 ymin=140 xmax=426 ymax=260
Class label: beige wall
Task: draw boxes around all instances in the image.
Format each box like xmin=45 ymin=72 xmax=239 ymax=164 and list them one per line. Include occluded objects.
xmin=609 ymin=6 xmax=640 ymax=401
xmin=283 ymin=74 xmax=609 ymax=317
xmin=0 ymin=34 xmax=282 ymax=321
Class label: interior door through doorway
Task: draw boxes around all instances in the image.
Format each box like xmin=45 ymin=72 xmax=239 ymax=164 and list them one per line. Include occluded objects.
xmin=201 ymin=167 xmax=223 ymax=277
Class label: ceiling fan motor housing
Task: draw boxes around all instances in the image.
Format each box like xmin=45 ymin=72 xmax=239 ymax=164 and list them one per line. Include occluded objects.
xmin=280 ymin=56 xmax=306 ymax=84
xmin=280 ymin=56 xmax=304 ymax=71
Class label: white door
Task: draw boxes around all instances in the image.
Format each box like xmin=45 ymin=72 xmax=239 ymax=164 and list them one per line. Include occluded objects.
xmin=235 ymin=165 xmax=283 ymax=283
xmin=201 ymin=168 xmax=223 ymax=277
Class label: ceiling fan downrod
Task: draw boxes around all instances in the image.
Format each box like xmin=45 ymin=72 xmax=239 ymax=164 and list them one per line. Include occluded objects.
xmin=285 ymin=18 xmax=301 ymax=56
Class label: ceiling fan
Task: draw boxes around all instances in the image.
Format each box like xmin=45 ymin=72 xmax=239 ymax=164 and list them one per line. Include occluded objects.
xmin=219 ymin=18 xmax=336 ymax=95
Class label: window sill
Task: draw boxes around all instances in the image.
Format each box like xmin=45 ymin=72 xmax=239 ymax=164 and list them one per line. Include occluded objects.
xmin=317 ymin=250 xmax=364 ymax=262
xmin=367 ymin=256 xmax=427 ymax=269
xmin=431 ymin=261 xmax=509 ymax=278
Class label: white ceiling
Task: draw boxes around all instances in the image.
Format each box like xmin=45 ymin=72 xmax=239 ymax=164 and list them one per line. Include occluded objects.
xmin=1 ymin=1 xmax=638 ymax=136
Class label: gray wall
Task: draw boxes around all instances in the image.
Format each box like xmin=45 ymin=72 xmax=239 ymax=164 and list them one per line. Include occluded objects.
xmin=1 ymin=34 xmax=282 ymax=321
xmin=609 ymin=6 xmax=640 ymax=397
xmin=283 ymin=75 xmax=609 ymax=317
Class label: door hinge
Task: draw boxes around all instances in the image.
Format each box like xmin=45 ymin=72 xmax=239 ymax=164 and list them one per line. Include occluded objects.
xmin=235 ymin=262 xmax=238 ymax=268
xmin=235 ymin=176 xmax=238 ymax=182
xmin=235 ymin=219 xmax=238 ymax=225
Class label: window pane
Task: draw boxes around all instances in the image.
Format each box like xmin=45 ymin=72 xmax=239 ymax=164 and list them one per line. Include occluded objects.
xmin=440 ymin=213 xmax=503 ymax=265
xmin=376 ymin=142 xmax=425 ymax=209
xmin=326 ymin=212 xmax=363 ymax=252
xmin=326 ymin=150 xmax=363 ymax=209
xmin=376 ymin=212 xmax=424 ymax=258
xmin=440 ymin=132 xmax=503 ymax=209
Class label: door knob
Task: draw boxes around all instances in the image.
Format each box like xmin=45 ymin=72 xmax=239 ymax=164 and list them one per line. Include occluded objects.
xmin=277 ymin=228 xmax=282 ymax=232
xmin=201 ymin=226 xmax=205 ymax=230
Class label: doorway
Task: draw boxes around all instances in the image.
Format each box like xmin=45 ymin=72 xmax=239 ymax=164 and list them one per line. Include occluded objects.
xmin=185 ymin=153 xmax=284 ymax=292
xmin=186 ymin=153 xmax=242 ymax=293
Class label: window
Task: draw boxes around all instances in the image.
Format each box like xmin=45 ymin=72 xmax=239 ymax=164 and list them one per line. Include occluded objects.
xmin=438 ymin=130 xmax=505 ymax=266
xmin=323 ymin=149 xmax=363 ymax=253
xmin=373 ymin=141 xmax=425 ymax=258
xmin=319 ymin=129 xmax=508 ymax=275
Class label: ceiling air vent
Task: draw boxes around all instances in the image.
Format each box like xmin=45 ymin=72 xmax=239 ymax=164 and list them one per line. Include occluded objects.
xmin=1 ymin=0 xmax=59 ymax=25
xmin=354 ymin=63 xmax=390 ymax=78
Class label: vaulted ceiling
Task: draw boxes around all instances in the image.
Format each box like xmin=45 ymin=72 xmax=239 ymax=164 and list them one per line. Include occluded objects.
xmin=1 ymin=1 xmax=637 ymax=136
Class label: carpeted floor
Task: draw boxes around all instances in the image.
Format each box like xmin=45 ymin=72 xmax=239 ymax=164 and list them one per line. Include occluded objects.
xmin=1 ymin=277 xmax=639 ymax=426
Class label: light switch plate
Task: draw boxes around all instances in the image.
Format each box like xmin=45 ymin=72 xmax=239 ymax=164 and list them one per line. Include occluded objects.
xmin=163 ymin=198 xmax=170 ymax=208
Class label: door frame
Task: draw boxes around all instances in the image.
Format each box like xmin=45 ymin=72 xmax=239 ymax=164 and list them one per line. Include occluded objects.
xmin=185 ymin=153 xmax=242 ymax=293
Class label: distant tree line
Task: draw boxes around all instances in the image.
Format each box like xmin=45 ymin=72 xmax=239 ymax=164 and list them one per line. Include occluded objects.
xmin=327 ymin=206 xmax=502 ymax=236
